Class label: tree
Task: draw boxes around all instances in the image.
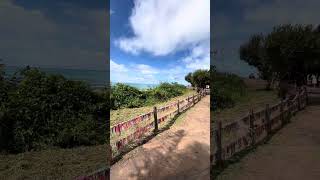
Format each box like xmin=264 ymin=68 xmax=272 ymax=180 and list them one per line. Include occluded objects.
xmin=185 ymin=72 xmax=194 ymax=86
xmin=240 ymin=24 xmax=320 ymax=90
xmin=185 ymin=69 xmax=210 ymax=90
xmin=240 ymin=34 xmax=274 ymax=89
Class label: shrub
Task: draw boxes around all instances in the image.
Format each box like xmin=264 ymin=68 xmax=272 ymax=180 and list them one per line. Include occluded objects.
xmin=211 ymin=69 xmax=247 ymax=110
xmin=110 ymin=82 xmax=187 ymax=109
xmin=111 ymin=83 xmax=146 ymax=109
xmin=0 ymin=68 xmax=107 ymax=153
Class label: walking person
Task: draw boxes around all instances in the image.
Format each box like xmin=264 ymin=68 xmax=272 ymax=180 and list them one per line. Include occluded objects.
xmin=312 ymin=74 xmax=317 ymax=88
xmin=307 ymin=74 xmax=311 ymax=86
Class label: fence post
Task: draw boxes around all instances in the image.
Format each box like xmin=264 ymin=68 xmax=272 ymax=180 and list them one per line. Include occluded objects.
xmin=304 ymin=86 xmax=308 ymax=105
xmin=214 ymin=121 xmax=223 ymax=167
xmin=177 ymin=100 xmax=180 ymax=114
xmin=193 ymin=94 xmax=195 ymax=105
xmin=298 ymin=91 xmax=301 ymax=110
xmin=265 ymin=104 xmax=271 ymax=135
xmin=280 ymin=100 xmax=285 ymax=127
xmin=249 ymin=109 xmax=255 ymax=146
xmin=153 ymin=106 xmax=158 ymax=132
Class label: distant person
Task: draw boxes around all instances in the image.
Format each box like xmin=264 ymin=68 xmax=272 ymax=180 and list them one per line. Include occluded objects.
xmin=307 ymin=74 xmax=311 ymax=86
xmin=312 ymin=74 xmax=317 ymax=88
xmin=279 ymin=78 xmax=289 ymax=100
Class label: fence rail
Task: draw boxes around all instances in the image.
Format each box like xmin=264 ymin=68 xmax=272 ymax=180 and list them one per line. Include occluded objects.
xmin=213 ymin=87 xmax=308 ymax=166
xmin=110 ymin=89 xmax=210 ymax=157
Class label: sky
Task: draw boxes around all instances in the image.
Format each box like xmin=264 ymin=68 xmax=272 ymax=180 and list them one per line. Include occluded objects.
xmin=212 ymin=0 xmax=320 ymax=77
xmin=110 ymin=0 xmax=210 ymax=85
xmin=0 ymin=0 xmax=108 ymax=70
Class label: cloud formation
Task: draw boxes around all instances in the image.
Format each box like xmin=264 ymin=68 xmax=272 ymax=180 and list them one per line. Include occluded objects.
xmin=116 ymin=0 xmax=210 ymax=56
xmin=112 ymin=0 xmax=210 ymax=84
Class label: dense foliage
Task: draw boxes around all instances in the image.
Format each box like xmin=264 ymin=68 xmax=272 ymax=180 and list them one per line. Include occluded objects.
xmin=240 ymin=24 xmax=320 ymax=88
xmin=0 ymin=67 xmax=108 ymax=153
xmin=184 ymin=69 xmax=210 ymax=89
xmin=211 ymin=66 xmax=247 ymax=110
xmin=111 ymin=82 xmax=187 ymax=109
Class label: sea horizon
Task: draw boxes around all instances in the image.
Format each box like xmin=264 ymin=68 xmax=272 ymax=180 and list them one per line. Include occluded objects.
xmin=3 ymin=65 xmax=108 ymax=88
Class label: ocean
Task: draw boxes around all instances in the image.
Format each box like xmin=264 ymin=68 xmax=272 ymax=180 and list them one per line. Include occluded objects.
xmin=4 ymin=66 xmax=108 ymax=88
xmin=3 ymin=66 xmax=158 ymax=90
xmin=111 ymin=82 xmax=158 ymax=90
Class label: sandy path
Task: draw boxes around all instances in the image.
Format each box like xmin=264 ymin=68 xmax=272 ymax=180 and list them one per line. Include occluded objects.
xmin=216 ymin=104 xmax=320 ymax=180
xmin=111 ymin=96 xmax=210 ymax=180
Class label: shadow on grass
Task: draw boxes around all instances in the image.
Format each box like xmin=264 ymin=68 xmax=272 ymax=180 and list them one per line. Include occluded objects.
xmin=111 ymin=101 xmax=200 ymax=166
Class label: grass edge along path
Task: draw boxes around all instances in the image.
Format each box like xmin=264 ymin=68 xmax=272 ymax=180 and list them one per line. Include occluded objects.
xmin=111 ymin=92 xmax=208 ymax=166
xmin=110 ymin=89 xmax=196 ymax=126
xmin=211 ymin=88 xmax=307 ymax=179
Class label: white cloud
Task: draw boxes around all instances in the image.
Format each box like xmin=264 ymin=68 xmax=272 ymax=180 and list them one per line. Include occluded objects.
xmin=110 ymin=59 xmax=159 ymax=84
xmin=116 ymin=0 xmax=210 ymax=56
xmin=135 ymin=64 xmax=159 ymax=74
xmin=110 ymin=59 xmax=128 ymax=73
xmin=181 ymin=42 xmax=210 ymax=71
xmin=112 ymin=0 xmax=210 ymax=84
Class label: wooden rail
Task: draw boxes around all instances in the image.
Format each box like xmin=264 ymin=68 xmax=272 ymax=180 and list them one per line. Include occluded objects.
xmin=213 ymin=87 xmax=308 ymax=166
xmin=110 ymin=89 xmax=209 ymax=157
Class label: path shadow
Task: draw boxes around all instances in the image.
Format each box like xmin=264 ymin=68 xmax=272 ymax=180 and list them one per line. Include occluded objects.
xmin=112 ymin=129 xmax=210 ymax=180
xmin=111 ymin=102 xmax=200 ymax=165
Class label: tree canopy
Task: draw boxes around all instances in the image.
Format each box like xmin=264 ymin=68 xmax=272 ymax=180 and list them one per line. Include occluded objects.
xmin=240 ymin=24 xmax=320 ymax=87
xmin=184 ymin=69 xmax=210 ymax=89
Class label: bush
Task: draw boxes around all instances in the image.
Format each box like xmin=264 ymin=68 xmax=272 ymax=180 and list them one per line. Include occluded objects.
xmin=0 ymin=68 xmax=107 ymax=153
xmin=110 ymin=82 xmax=187 ymax=109
xmin=212 ymin=69 xmax=247 ymax=110
xmin=111 ymin=83 xmax=146 ymax=109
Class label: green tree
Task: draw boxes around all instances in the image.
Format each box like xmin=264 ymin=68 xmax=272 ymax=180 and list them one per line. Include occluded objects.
xmin=240 ymin=24 xmax=320 ymax=89
xmin=185 ymin=72 xmax=194 ymax=86
xmin=184 ymin=69 xmax=210 ymax=89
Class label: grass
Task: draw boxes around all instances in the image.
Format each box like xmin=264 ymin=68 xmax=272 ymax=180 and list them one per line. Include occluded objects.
xmin=0 ymin=144 xmax=108 ymax=179
xmin=110 ymin=89 xmax=196 ymax=126
xmin=214 ymin=89 xmax=279 ymax=123
xmin=211 ymin=88 xmax=281 ymax=179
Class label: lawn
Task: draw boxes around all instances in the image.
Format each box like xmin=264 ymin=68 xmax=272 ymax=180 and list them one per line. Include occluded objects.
xmin=214 ymin=89 xmax=280 ymax=123
xmin=0 ymin=144 xmax=108 ymax=179
xmin=211 ymin=89 xmax=280 ymax=156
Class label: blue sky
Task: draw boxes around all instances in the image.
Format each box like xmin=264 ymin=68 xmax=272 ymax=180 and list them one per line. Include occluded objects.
xmin=110 ymin=0 xmax=210 ymax=85
xmin=212 ymin=0 xmax=320 ymax=77
xmin=0 ymin=0 xmax=107 ymax=70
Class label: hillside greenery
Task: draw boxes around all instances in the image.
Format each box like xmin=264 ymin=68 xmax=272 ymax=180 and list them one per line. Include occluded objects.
xmin=0 ymin=67 xmax=108 ymax=153
xmin=110 ymin=82 xmax=187 ymax=109
xmin=211 ymin=66 xmax=247 ymax=110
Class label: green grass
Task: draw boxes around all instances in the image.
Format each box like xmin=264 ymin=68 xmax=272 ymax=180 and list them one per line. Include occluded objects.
xmin=0 ymin=144 xmax=108 ymax=179
xmin=214 ymin=90 xmax=279 ymax=123
xmin=110 ymin=89 xmax=196 ymax=126
xmin=211 ymin=89 xmax=281 ymax=179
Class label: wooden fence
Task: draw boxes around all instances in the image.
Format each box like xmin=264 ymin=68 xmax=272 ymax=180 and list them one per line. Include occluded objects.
xmin=110 ymin=89 xmax=209 ymax=157
xmin=77 ymin=89 xmax=210 ymax=179
xmin=75 ymin=168 xmax=109 ymax=180
xmin=213 ymin=87 xmax=308 ymax=166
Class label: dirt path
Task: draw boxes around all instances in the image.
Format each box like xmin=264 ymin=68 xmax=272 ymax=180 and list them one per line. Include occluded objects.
xmin=217 ymin=104 xmax=320 ymax=180
xmin=111 ymin=96 xmax=210 ymax=180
